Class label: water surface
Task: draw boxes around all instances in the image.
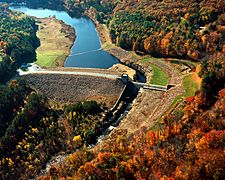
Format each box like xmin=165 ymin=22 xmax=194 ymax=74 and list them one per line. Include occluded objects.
xmin=10 ymin=6 xmax=119 ymax=68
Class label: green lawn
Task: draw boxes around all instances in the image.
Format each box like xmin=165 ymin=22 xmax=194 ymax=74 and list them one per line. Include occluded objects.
xmin=36 ymin=51 xmax=66 ymax=67
xmin=183 ymin=73 xmax=199 ymax=97
xmin=149 ymin=64 xmax=169 ymax=86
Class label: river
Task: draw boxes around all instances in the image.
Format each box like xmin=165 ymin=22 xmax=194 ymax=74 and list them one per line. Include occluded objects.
xmin=10 ymin=6 xmax=119 ymax=68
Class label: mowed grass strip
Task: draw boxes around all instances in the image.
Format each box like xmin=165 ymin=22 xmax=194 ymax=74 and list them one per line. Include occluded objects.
xmin=36 ymin=51 xmax=66 ymax=67
xmin=149 ymin=63 xmax=169 ymax=86
xmin=183 ymin=73 xmax=201 ymax=97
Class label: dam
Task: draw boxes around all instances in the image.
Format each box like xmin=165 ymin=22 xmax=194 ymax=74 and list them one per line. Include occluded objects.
xmin=21 ymin=68 xmax=168 ymax=109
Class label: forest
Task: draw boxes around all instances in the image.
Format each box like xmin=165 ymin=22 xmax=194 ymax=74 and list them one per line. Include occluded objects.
xmin=34 ymin=0 xmax=224 ymax=179
xmin=5 ymin=0 xmax=224 ymax=61
xmin=35 ymin=0 xmax=224 ymax=60
xmin=0 ymin=0 xmax=225 ymax=179
xmin=0 ymin=5 xmax=106 ymax=179
xmin=0 ymin=77 xmax=106 ymax=179
xmin=0 ymin=4 xmax=39 ymax=83
xmin=76 ymin=0 xmax=225 ymax=60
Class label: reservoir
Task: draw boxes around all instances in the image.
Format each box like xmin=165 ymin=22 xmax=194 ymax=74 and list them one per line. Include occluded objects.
xmin=9 ymin=6 xmax=119 ymax=68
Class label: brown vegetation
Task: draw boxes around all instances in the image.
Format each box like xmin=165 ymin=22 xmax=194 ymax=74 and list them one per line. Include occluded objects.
xmin=78 ymin=0 xmax=225 ymax=60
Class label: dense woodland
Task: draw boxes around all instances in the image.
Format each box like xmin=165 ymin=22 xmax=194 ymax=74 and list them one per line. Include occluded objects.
xmin=39 ymin=0 xmax=225 ymax=178
xmin=69 ymin=0 xmax=225 ymax=60
xmin=4 ymin=0 xmax=225 ymax=61
xmin=0 ymin=78 xmax=105 ymax=179
xmin=25 ymin=0 xmax=223 ymax=60
xmin=0 ymin=4 xmax=39 ymax=83
xmin=0 ymin=0 xmax=225 ymax=179
xmin=0 ymin=4 xmax=106 ymax=179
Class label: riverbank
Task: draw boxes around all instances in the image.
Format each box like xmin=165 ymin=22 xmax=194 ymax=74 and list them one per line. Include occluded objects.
xmin=35 ymin=16 xmax=75 ymax=67
xmin=21 ymin=7 xmax=200 ymax=179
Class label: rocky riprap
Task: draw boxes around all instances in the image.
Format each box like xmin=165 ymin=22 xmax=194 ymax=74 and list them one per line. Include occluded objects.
xmin=22 ymin=74 xmax=125 ymax=108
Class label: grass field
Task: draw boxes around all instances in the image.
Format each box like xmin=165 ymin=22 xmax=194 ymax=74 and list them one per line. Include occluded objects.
xmin=149 ymin=63 xmax=169 ymax=86
xmin=141 ymin=57 xmax=169 ymax=85
xmin=183 ymin=73 xmax=201 ymax=97
xmin=36 ymin=51 xmax=67 ymax=67
xmin=35 ymin=17 xmax=74 ymax=67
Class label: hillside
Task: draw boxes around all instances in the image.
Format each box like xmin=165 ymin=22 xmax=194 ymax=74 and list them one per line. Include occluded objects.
xmin=76 ymin=0 xmax=225 ymax=60
xmin=0 ymin=4 xmax=39 ymax=83
xmin=0 ymin=0 xmax=225 ymax=179
xmin=3 ymin=0 xmax=224 ymax=61
xmin=0 ymin=4 xmax=118 ymax=179
xmin=33 ymin=0 xmax=225 ymax=179
xmin=39 ymin=53 xmax=225 ymax=179
xmin=0 ymin=77 xmax=109 ymax=179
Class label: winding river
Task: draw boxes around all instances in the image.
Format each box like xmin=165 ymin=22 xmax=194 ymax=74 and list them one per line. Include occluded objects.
xmin=10 ymin=6 xmax=119 ymax=68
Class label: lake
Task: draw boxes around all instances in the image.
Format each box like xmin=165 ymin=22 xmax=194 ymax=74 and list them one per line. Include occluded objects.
xmin=10 ymin=6 xmax=119 ymax=68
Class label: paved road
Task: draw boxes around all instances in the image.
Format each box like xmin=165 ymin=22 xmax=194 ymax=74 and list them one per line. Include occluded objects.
xmin=20 ymin=69 xmax=121 ymax=79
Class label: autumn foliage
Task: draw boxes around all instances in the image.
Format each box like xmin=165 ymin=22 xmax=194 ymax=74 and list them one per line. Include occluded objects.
xmin=41 ymin=54 xmax=225 ymax=179
xmin=80 ymin=0 xmax=225 ymax=60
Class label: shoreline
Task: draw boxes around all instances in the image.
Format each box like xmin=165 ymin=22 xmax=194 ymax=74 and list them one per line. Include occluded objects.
xmin=84 ymin=10 xmax=153 ymax=80
xmin=85 ymin=13 xmax=187 ymax=137
xmin=35 ymin=16 xmax=76 ymax=67
xmin=34 ymin=7 xmax=185 ymax=147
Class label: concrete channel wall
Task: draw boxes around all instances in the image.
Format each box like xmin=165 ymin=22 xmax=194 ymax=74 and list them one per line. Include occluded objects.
xmin=110 ymin=75 xmax=129 ymax=111
xmin=110 ymin=74 xmax=169 ymax=112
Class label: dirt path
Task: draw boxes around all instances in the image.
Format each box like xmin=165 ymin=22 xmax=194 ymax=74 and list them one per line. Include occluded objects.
xmin=20 ymin=69 xmax=121 ymax=79
xmin=96 ymin=24 xmax=112 ymax=46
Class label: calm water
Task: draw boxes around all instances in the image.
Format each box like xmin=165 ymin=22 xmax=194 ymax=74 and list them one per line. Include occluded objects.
xmin=10 ymin=6 xmax=119 ymax=68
